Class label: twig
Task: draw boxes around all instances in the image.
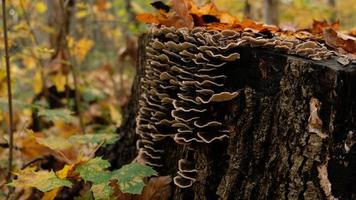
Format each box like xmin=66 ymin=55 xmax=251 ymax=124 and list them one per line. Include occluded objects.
xmin=88 ymin=141 xmax=105 ymax=159
xmin=70 ymin=64 xmax=86 ymax=134
xmin=21 ymin=157 xmax=46 ymax=170
xmin=2 ymin=0 xmax=15 ymax=183
xmin=19 ymin=0 xmax=49 ymax=99
xmin=61 ymin=1 xmax=85 ymax=134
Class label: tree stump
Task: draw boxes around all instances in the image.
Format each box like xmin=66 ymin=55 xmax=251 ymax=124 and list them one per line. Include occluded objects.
xmin=99 ymin=28 xmax=356 ymax=200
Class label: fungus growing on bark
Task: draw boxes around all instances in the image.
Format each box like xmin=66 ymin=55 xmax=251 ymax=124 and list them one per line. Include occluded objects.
xmin=136 ymin=24 xmax=348 ymax=188
xmin=137 ymin=26 xmax=245 ymax=187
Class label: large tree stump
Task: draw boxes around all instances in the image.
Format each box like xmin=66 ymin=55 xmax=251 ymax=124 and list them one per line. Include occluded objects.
xmin=99 ymin=29 xmax=356 ymax=200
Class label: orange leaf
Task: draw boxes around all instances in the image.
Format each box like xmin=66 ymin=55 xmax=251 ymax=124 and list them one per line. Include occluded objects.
xmin=96 ymin=0 xmax=107 ymax=12
xmin=169 ymin=0 xmax=194 ymax=29
xmin=311 ymin=20 xmax=339 ymax=34
xmin=136 ymin=13 xmax=160 ymax=24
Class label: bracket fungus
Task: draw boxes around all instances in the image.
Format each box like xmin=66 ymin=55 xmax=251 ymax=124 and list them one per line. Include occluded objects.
xmin=136 ymin=26 xmax=244 ymax=188
xmin=135 ymin=22 xmax=349 ymax=188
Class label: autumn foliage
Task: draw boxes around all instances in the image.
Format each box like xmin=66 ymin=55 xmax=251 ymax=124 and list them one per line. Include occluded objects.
xmin=137 ymin=0 xmax=356 ymax=56
xmin=0 ymin=0 xmax=355 ymax=199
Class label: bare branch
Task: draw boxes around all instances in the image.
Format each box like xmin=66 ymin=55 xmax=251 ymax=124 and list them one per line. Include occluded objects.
xmin=2 ymin=0 xmax=15 ymax=183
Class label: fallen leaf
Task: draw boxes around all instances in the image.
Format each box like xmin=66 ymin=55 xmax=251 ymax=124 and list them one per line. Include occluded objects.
xmin=9 ymin=168 xmax=72 ymax=192
xmin=33 ymin=71 xmax=43 ymax=95
xmin=311 ymin=20 xmax=339 ymax=34
xmin=111 ymin=163 xmax=157 ymax=194
xmin=139 ymin=176 xmax=172 ymax=200
xmin=136 ymin=13 xmax=160 ymax=24
xmin=73 ymin=38 xmax=94 ymax=62
xmin=323 ymin=28 xmax=356 ymax=53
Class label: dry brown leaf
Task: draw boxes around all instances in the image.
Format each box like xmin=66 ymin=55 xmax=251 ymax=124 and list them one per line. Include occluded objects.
xmin=168 ymin=0 xmax=194 ymax=29
xmin=139 ymin=176 xmax=172 ymax=200
xmin=311 ymin=20 xmax=339 ymax=34
xmin=323 ymin=28 xmax=356 ymax=53
xmin=19 ymin=132 xmax=51 ymax=160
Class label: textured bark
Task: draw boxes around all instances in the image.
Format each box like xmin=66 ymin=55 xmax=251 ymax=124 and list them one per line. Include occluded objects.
xmin=99 ymin=34 xmax=356 ymax=200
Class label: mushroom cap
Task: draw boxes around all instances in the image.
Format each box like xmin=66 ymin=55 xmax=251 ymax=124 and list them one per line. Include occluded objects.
xmin=173 ymin=175 xmax=195 ymax=188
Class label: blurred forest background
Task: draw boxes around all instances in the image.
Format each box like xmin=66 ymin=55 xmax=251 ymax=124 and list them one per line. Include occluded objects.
xmin=0 ymin=0 xmax=355 ymax=198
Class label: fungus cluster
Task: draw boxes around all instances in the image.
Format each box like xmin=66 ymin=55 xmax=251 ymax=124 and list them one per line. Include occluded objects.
xmin=136 ymin=25 xmax=337 ymax=188
xmin=136 ymin=26 xmax=242 ymax=188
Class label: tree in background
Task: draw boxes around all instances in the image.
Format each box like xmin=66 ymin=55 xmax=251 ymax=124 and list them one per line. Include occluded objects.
xmin=264 ymin=0 xmax=279 ymax=25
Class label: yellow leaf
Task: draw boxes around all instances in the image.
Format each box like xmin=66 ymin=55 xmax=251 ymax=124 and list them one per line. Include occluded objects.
xmin=42 ymin=189 xmax=60 ymax=200
xmin=56 ymin=164 xmax=76 ymax=179
xmin=66 ymin=36 xmax=75 ymax=49
xmin=23 ymin=108 xmax=33 ymax=117
xmin=52 ymin=72 xmax=66 ymax=92
xmin=0 ymin=110 xmax=3 ymax=122
xmin=73 ymin=38 xmax=94 ymax=62
xmin=76 ymin=10 xmax=89 ymax=19
xmin=23 ymin=56 xmax=36 ymax=70
xmin=36 ymin=47 xmax=55 ymax=54
xmin=33 ymin=71 xmax=43 ymax=94
xmin=43 ymin=163 xmax=81 ymax=200
xmin=109 ymin=104 xmax=122 ymax=126
xmin=35 ymin=2 xmax=47 ymax=13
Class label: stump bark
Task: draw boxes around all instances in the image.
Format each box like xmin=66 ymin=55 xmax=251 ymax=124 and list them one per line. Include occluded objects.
xmin=99 ymin=33 xmax=356 ymax=200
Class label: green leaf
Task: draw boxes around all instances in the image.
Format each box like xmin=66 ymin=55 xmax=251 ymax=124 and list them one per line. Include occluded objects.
xmin=75 ymin=157 xmax=111 ymax=184
xmin=8 ymin=169 xmax=72 ymax=192
xmin=0 ymin=98 xmax=42 ymax=109
xmin=36 ymin=136 xmax=73 ymax=150
xmin=82 ymin=87 xmax=106 ymax=103
xmin=111 ymin=163 xmax=157 ymax=194
xmin=38 ymin=108 xmax=76 ymax=123
xmin=91 ymin=182 xmax=114 ymax=200
xmin=69 ymin=133 xmax=119 ymax=146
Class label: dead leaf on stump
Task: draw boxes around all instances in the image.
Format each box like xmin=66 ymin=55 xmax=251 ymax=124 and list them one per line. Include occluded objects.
xmin=323 ymin=28 xmax=356 ymax=54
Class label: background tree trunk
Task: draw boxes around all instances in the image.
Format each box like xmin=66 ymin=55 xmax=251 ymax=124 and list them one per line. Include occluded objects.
xmin=264 ymin=0 xmax=279 ymax=25
xmin=244 ymin=0 xmax=252 ymax=19
xmin=328 ymin=0 xmax=337 ymax=23
xmin=99 ymin=33 xmax=356 ymax=200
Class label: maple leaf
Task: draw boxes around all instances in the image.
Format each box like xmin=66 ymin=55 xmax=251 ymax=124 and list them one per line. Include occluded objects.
xmin=111 ymin=163 xmax=157 ymax=194
xmin=75 ymin=157 xmax=112 ymax=184
xmin=163 ymin=0 xmax=194 ymax=29
xmin=91 ymin=182 xmax=114 ymax=200
xmin=42 ymin=164 xmax=79 ymax=200
xmin=38 ymin=108 xmax=76 ymax=123
xmin=8 ymin=168 xmax=72 ymax=192
xmin=311 ymin=20 xmax=340 ymax=34
xmin=36 ymin=136 xmax=73 ymax=151
xmin=69 ymin=133 xmax=119 ymax=146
